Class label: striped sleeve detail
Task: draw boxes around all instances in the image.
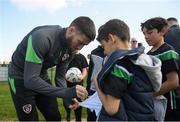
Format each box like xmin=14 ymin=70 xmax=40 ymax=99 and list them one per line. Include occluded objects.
xmin=110 ymin=64 xmax=133 ymax=84
xmin=25 ymin=35 xmax=42 ymax=64
xmin=155 ymin=50 xmax=179 ymax=62
xmin=170 ymin=90 xmax=177 ymax=110
xmin=8 ymin=77 xmax=16 ymax=94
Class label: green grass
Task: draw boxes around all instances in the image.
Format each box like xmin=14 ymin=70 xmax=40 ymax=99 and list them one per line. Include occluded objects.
xmin=0 ymin=69 xmax=88 ymax=121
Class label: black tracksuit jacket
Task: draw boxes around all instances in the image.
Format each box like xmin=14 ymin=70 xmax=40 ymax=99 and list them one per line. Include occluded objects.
xmin=8 ymin=25 xmax=77 ymax=98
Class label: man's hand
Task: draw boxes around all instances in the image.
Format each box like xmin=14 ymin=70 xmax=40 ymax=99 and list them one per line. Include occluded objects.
xmin=76 ymin=85 xmax=88 ymax=100
xmin=69 ymin=98 xmax=80 ymax=110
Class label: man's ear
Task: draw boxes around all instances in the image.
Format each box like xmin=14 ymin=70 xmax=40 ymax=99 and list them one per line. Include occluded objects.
xmin=67 ymin=26 xmax=76 ymax=35
xmin=71 ymin=26 xmax=76 ymax=32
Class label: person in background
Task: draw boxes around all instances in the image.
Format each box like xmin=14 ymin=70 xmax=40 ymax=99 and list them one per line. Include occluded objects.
xmin=165 ymin=17 xmax=180 ymax=56
xmin=8 ymin=16 xmax=96 ymax=121
xmin=86 ymin=45 xmax=105 ymax=121
xmin=63 ymin=52 xmax=88 ymax=122
xmin=164 ymin=17 xmax=180 ymax=120
xmin=130 ymin=37 xmax=138 ymax=48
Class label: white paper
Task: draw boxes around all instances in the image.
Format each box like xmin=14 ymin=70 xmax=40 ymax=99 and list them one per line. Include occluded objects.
xmin=80 ymin=92 xmax=102 ymax=116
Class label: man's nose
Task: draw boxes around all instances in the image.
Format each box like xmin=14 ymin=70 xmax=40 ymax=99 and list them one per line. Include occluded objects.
xmin=77 ymin=44 xmax=84 ymax=50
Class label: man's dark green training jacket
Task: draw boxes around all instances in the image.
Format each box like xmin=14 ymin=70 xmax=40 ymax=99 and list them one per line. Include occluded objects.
xmin=8 ymin=25 xmax=77 ymax=98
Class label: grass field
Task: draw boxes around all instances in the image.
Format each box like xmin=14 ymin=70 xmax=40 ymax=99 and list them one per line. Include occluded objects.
xmin=0 ymin=81 xmax=88 ymax=121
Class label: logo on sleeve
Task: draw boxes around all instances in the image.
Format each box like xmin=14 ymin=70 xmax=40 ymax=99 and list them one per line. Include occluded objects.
xmin=22 ymin=104 xmax=32 ymax=114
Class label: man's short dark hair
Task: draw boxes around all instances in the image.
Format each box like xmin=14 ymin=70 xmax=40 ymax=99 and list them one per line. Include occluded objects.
xmin=167 ymin=17 xmax=178 ymax=22
xmin=70 ymin=16 xmax=96 ymax=41
xmin=97 ymin=19 xmax=130 ymax=43
xmin=141 ymin=17 xmax=168 ymax=32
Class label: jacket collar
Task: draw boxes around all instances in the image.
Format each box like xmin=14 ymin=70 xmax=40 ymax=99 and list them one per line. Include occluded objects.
xmin=59 ymin=28 xmax=68 ymax=48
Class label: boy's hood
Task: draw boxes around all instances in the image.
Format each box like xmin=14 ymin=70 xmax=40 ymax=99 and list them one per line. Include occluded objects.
xmin=97 ymin=47 xmax=162 ymax=92
xmin=131 ymin=54 xmax=162 ymax=92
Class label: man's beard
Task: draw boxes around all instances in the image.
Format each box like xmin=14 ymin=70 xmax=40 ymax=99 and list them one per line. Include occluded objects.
xmin=66 ymin=36 xmax=77 ymax=54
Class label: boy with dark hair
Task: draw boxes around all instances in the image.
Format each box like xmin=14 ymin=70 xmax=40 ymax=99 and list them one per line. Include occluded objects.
xmin=8 ymin=16 xmax=95 ymax=121
xmin=141 ymin=17 xmax=179 ymax=120
xmin=94 ymin=19 xmax=162 ymax=121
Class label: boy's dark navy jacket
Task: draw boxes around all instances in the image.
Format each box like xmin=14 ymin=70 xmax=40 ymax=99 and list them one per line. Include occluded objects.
xmin=97 ymin=47 xmax=162 ymax=121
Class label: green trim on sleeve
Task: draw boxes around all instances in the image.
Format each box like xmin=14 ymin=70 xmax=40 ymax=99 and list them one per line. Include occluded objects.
xmin=25 ymin=35 xmax=42 ymax=64
xmin=8 ymin=78 xmax=16 ymax=94
xmin=156 ymin=50 xmax=179 ymax=62
xmin=111 ymin=64 xmax=133 ymax=84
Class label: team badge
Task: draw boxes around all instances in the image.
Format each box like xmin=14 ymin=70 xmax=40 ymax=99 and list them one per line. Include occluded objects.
xmin=22 ymin=104 xmax=32 ymax=114
xmin=62 ymin=54 xmax=69 ymax=61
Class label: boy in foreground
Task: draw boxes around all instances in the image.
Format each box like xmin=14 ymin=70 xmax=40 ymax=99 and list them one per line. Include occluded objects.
xmin=93 ymin=19 xmax=162 ymax=121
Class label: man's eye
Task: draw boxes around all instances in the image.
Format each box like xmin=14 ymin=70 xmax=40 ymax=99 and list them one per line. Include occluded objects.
xmin=147 ymin=31 xmax=153 ymax=34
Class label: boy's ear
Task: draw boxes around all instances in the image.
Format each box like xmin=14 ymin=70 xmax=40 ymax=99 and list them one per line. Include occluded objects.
xmin=161 ymin=26 xmax=168 ymax=35
xmin=163 ymin=26 xmax=168 ymax=33
xmin=108 ymin=33 xmax=116 ymax=43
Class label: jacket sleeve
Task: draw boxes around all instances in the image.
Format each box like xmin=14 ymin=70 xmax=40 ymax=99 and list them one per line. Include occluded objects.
xmin=55 ymin=57 xmax=72 ymax=88
xmin=24 ymin=33 xmax=77 ymax=98
xmin=55 ymin=56 xmax=78 ymax=106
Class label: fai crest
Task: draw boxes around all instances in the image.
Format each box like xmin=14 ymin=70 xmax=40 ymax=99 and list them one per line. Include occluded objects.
xmin=62 ymin=54 xmax=69 ymax=61
xmin=22 ymin=104 xmax=32 ymax=114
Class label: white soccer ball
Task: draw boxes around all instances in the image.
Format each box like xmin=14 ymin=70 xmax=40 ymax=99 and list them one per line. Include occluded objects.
xmin=65 ymin=67 xmax=82 ymax=83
